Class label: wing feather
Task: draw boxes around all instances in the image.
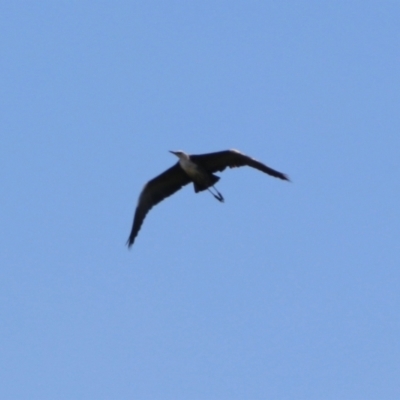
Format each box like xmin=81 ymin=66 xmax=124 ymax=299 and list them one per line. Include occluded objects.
xmin=190 ymin=149 xmax=290 ymax=181
xmin=127 ymin=163 xmax=190 ymax=247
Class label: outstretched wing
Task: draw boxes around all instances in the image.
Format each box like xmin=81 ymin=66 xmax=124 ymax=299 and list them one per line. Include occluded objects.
xmin=190 ymin=149 xmax=290 ymax=181
xmin=127 ymin=163 xmax=191 ymax=247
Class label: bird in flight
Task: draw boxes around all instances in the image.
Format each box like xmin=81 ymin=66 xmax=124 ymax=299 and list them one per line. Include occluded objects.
xmin=127 ymin=149 xmax=289 ymax=247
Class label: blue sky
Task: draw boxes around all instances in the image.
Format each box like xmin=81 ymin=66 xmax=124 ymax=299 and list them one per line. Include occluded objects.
xmin=1 ymin=2 xmax=399 ymax=399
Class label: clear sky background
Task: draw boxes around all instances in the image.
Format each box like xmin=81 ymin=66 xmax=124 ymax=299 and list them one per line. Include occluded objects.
xmin=1 ymin=2 xmax=399 ymax=399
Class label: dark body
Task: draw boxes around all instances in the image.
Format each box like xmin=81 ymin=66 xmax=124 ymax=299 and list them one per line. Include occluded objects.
xmin=127 ymin=149 xmax=289 ymax=247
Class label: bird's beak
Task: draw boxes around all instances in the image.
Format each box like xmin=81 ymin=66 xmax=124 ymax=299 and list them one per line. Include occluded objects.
xmin=169 ymin=151 xmax=177 ymax=156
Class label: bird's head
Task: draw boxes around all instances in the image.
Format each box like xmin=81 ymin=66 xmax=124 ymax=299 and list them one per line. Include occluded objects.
xmin=169 ymin=150 xmax=189 ymax=160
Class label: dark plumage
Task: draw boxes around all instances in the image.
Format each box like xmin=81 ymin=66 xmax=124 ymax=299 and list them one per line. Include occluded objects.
xmin=127 ymin=149 xmax=289 ymax=247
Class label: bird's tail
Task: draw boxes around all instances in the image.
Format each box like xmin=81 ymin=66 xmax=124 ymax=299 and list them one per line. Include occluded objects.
xmin=193 ymin=174 xmax=220 ymax=193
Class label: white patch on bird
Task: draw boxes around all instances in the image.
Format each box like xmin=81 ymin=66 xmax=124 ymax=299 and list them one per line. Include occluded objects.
xmin=179 ymin=157 xmax=201 ymax=177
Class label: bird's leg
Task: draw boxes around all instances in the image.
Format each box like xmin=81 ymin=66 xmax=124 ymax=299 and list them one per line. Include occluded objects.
xmin=213 ymin=186 xmax=224 ymax=202
xmin=207 ymin=186 xmax=224 ymax=202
